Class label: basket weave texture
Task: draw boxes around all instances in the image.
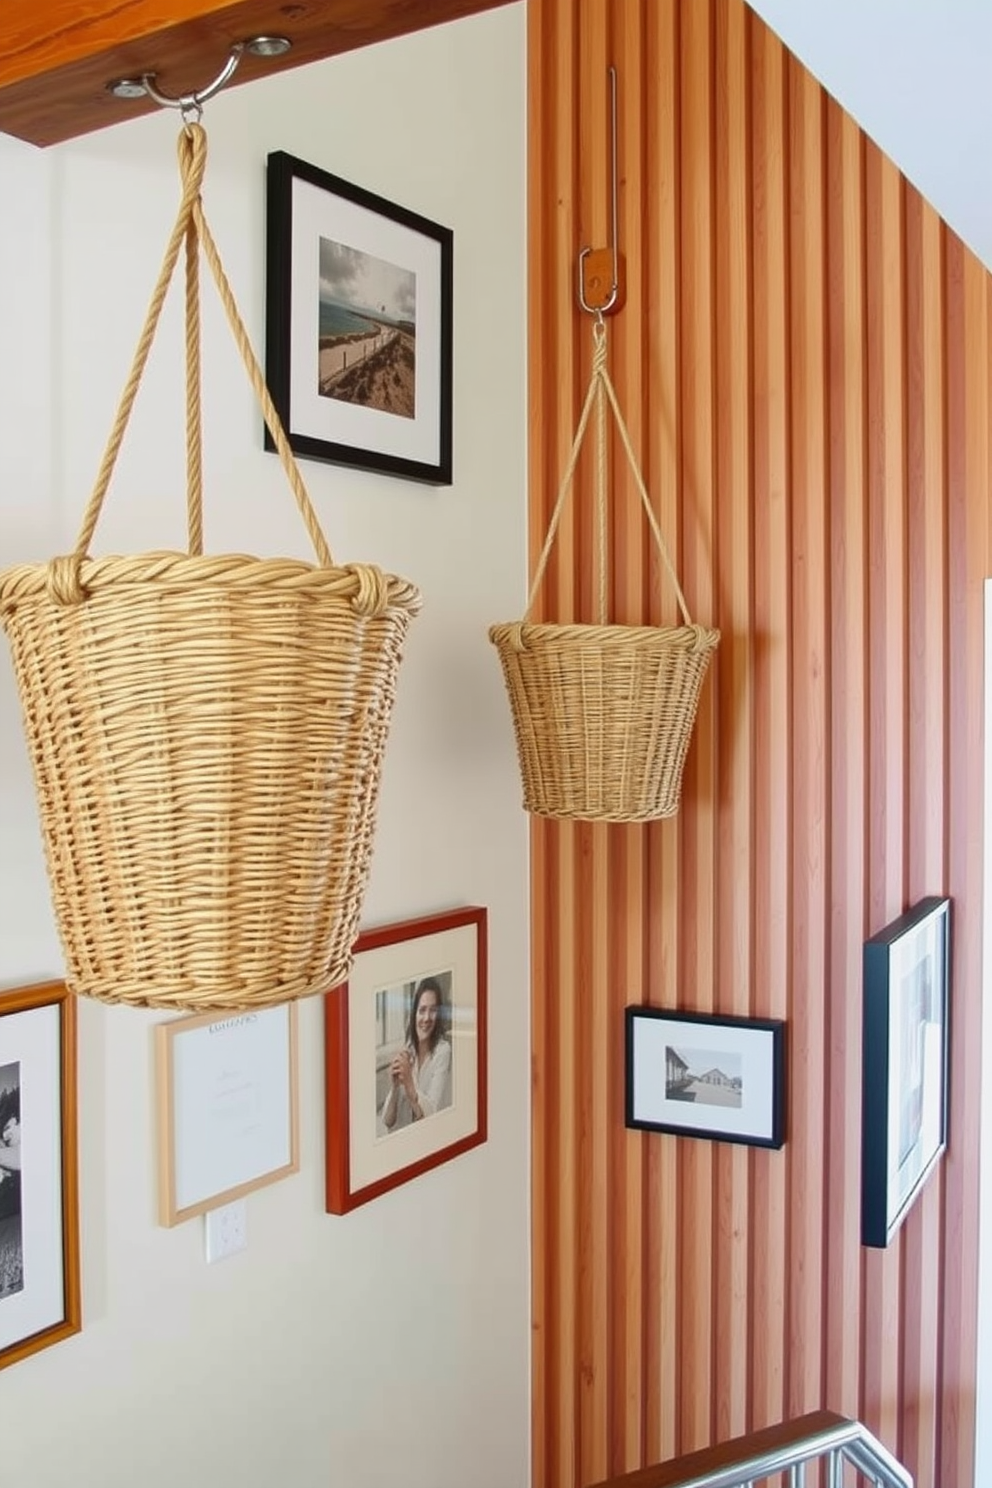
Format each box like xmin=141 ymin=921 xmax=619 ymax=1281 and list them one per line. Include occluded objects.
xmin=490 ymin=322 xmax=719 ymax=822
xmin=0 ymin=127 xmax=420 ymax=1011
xmin=489 ymin=619 xmax=717 ymax=822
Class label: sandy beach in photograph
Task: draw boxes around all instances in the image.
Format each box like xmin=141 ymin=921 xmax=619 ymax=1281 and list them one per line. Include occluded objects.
xmin=318 ymin=323 xmax=416 ymax=418
xmin=319 ymin=325 xmax=393 ymax=383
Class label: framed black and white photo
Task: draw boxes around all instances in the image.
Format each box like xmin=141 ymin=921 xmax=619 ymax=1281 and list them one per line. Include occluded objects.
xmin=325 ymin=906 xmax=487 ymax=1213
xmin=0 ymin=981 xmax=80 ymax=1370
xmin=862 ymin=896 xmax=950 ymax=1248
xmin=625 ymin=1007 xmax=786 ymax=1149
xmin=265 ymin=150 xmax=453 ymax=484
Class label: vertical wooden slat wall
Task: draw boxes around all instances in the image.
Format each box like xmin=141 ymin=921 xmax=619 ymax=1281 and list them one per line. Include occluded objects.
xmin=527 ymin=3 xmax=988 ymax=1487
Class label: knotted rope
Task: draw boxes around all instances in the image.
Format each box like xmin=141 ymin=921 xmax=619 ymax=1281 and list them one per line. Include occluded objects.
xmin=49 ymin=124 xmax=337 ymax=607
xmin=522 ymin=316 xmax=694 ymax=632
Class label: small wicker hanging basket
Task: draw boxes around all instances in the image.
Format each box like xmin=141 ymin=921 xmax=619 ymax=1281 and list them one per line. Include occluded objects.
xmin=0 ymin=126 xmax=421 ymax=1012
xmin=490 ymin=320 xmax=718 ymax=823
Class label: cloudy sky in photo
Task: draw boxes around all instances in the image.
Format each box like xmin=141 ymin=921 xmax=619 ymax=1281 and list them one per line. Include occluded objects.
xmin=319 ymin=237 xmax=416 ymax=322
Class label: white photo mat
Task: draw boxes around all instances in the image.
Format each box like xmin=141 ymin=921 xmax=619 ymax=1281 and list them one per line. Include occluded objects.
xmin=0 ymin=1003 xmax=63 ymax=1352
xmin=346 ymin=922 xmax=480 ymax=1193
xmin=289 ymin=176 xmax=444 ymax=468
xmin=626 ymin=1008 xmax=785 ymax=1148
xmin=885 ymin=910 xmax=947 ymax=1231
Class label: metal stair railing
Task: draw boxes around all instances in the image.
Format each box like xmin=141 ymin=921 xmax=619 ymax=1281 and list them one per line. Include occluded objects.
xmin=588 ymin=1410 xmax=913 ymax=1488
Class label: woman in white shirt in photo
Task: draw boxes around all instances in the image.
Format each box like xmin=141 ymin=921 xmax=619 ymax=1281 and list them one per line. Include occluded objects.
xmin=380 ymin=977 xmax=452 ymax=1132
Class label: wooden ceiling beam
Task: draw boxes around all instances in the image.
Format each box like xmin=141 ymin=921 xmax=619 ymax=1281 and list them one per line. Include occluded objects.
xmin=0 ymin=0 xmax=512 ymax=147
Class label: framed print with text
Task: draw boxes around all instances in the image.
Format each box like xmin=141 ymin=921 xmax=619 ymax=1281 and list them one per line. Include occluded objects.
xmin=156 ymin=1002 xmax=300 ymax=1226
xmin=265 ymin=150 xmax=453 ymax=484
xmin=0 ymin=980 xmax=80 ymax=1371
xmin=325 ymin=906 xmax=487 ymax=1213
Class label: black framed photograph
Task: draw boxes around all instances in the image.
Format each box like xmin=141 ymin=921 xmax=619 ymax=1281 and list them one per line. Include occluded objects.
xmin=0 ymin=980 xmax=80 ymax=1370
xmin=265 ymin=150 xmax=453 ymax=484
xmin=325 ymin=906 xmax=487 ymax=1213
xmin=862 ymin=896 xmax=950 ymax=1248
xmin=625 ymin=1007 xmax=786 ymax=1149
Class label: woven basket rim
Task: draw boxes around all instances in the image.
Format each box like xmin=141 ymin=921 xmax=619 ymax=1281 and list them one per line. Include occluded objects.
xmin=489 ymin=618 xmax=720 ymax=649
xmin=0 ymin=550 xmax=422 ymax=613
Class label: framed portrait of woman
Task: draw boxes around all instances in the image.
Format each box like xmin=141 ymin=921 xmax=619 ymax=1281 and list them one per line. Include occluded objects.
xmin=324 ymin=906 xmax=487 ymax=1213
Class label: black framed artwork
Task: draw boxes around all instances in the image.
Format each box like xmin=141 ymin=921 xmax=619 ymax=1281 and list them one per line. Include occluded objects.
xmin=861 ymin=896 xmax=950 ymax=1248
xmin=265 ymin=150 xmax=453 ymax=484
xmin=625 ymin=1007 xmax=786 ymax=1149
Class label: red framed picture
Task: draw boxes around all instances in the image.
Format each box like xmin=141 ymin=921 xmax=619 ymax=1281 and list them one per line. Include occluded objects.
xmin=325 ymin=906 xmax=487 ymax=1213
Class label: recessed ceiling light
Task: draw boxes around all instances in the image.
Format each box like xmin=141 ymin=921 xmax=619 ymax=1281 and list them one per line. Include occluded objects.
xmin=245 ymin=36 xmax=292 ymax=58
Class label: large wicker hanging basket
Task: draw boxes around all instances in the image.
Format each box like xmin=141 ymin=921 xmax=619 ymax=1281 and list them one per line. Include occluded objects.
xmin=490 ymin=320 xmax=718 ymax=823
xmin=0 ymin=126 xmax=421 ymax=1012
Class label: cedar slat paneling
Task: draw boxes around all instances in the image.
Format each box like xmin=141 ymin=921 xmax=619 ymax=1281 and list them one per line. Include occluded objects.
xmin=748 ymin=15 xmax=789 ymax=1437
xmin=614 ymin=0 xmax=648 ymax=1471
xmin=528 ymin=3 xmax=987 ymax=1487
xmin=862 ymin=139 xmax=907 ymax=1453
xmin=643 ymin=0 xmax=681 ymax=1468
xmin=676 ymin=0 xmax=717 ymax=1457
xmin=712 ymin=0 xmax=752 ymax=1447
xmin=900 ymin=189 xmax=947 ymax=1488
xmin=784 ymin=53 xmax=828 ymax=1427
xmin=823 ymin=96 xmax=866 ymax=1427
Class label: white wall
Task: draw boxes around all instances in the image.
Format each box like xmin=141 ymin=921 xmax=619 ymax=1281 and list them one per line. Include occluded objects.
xmin=746 ymin=0 xmax=992 ymax=275
xmin=0 ymin=7 xmax=530 ymax=1486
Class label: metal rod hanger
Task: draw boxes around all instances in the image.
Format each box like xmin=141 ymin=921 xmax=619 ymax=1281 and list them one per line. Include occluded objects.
xmin=107 ymin=36 xmax=292 ymax=118
xmin=577 ymin=64 xmax=620 ymax=316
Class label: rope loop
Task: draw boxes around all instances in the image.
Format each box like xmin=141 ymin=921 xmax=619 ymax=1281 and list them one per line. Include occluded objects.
xmin=345 ymin=562 xmax=393 ymax=618
xmin=46 ymin=556 xmax=87 ymax=606
xmin=591 ymin=317 xmax=608 ymax=373
xmin=176 ymin=122 xmax=208 ymax=201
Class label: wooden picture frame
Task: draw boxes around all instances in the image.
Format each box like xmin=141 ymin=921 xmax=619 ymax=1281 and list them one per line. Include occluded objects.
xmin=325 ymin=906 xmax=487 ymax=1213
xmin=625 ymin=1006 xmax=786 ymax=1150
xmin=862 ymin=896 xmax=951 ymax=1248
xmin=0 ymin=980 xmax=80 ymax=1370
xmin=265 ymin=150 xmax=454 ymax=484
xmin=156 ymin=1003 xmax=300 ymax=1226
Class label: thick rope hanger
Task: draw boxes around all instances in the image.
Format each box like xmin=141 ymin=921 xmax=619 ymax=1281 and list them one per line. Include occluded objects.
xmin=519 ymin=314 xmax=701 ymax=636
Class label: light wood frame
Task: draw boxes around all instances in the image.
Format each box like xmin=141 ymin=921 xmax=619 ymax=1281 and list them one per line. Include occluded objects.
xmin=0 ymin=980 xmax=80 ymax=1370
xmin=156 ymin=1003 xmax=300 ymax=1225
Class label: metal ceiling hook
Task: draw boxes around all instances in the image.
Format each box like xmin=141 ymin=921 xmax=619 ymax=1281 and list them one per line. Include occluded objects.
xmin=107 ymin=36 xmax=292 ymax=112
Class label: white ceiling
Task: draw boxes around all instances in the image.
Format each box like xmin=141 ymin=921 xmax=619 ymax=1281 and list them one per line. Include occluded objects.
xmin=746 ymin=0 xmax=992 ymax=273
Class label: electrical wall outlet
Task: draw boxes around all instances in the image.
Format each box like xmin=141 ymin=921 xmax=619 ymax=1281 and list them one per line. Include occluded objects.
xmin=204 ymin=1199 xmax=248 ymax=1263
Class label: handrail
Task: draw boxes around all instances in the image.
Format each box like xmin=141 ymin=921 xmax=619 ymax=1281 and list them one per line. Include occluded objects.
xmin=588 ymin=1411 xmax=913 ymax=1488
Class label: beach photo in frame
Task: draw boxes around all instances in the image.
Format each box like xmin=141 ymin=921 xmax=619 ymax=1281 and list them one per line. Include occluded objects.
xmin=625 ymin=1006 xmax=786 ymax=1149
xmin=325 ymin=906 xmax=487 ymax=1214
xmin=862 ymin=895 xmax=950 ymax=1248
xmin=156 ymin=1003 xmax=300 ymax=1226
xmin=0 ymin=980 xmax=80 ymax=1371
xmin=265 ymin=150 xmax=453 ymax=484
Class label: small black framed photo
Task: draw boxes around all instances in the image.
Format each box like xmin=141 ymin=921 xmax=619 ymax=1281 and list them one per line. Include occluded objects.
xmin=625 ymin=1007 xmax=786 ymax=1149
xmin=265 ymin=150 xmax=453 ymax=484
xmin=861 ymin=896 xmax=950 ymax=1248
